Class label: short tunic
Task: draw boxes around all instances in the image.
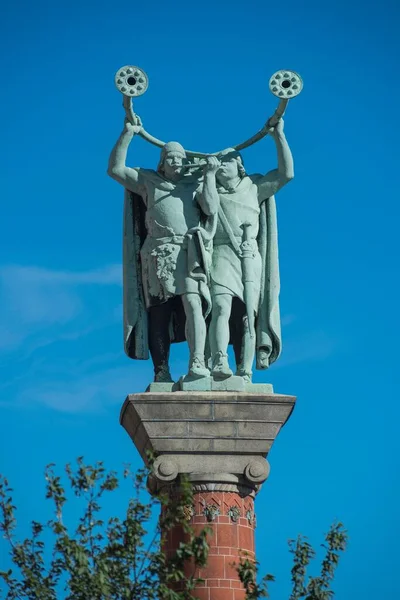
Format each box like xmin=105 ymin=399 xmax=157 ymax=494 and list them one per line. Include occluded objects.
xmin=211 ymin=177 xmax=262 ymax=307
xmin=130 ymin=169 xmax=204 ymax=307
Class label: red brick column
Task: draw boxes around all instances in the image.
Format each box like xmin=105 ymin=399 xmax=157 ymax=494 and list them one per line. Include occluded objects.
xmin=164 ymin=488 xmax=256 ymax=600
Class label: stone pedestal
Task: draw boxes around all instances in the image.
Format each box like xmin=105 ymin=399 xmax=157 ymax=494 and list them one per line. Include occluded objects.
xmin=120 ymin=391 xmax=296 ymax=598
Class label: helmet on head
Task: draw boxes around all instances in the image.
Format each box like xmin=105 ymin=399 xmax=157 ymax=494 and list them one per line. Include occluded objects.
xmin=157 ymin=142 xmax=186 ymax=174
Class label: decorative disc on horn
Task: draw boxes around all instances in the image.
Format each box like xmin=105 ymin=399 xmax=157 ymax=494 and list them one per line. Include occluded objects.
xmin=269 ymin=70 xmax=303 ymax=99
xmin=114 ymin=65 xmax=149 ymax=97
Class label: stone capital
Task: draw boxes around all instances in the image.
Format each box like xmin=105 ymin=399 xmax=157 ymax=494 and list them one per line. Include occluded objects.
xmin=120 ymin=391 xmax=295 ymax=494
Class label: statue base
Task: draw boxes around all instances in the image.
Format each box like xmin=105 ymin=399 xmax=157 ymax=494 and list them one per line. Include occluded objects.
xmin=146 ymin=381 xmax=181 ymax=393
xmin=146 ymin=377 xmax=273 ymax=394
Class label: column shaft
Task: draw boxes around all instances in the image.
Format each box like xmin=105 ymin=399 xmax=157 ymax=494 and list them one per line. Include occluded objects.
xmin=163 ymin=489 xmax=256 ymax=600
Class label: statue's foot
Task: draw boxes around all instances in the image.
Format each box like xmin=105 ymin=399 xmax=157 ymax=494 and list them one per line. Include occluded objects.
xmin=154 ymin=364 xmax=174 ymax=383
xmin=212 ymin=352 xmax=233 ymax=380
xmin=235 ymin=368 xmax=252 ymax=383
xmin=257 ymin=349 xmax=269 ymax=370
xmin=188 ymin=356 xmax=210 ymax=379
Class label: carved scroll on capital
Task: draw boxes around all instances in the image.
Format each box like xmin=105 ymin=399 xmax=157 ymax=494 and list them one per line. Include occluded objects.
xmin=244 ymin=459 xmax=270 ymax=484
xmin=153 ymin=457 xmax=179 ymax=482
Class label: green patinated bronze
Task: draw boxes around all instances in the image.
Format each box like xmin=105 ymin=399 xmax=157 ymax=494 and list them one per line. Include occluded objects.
xmin=108 ymin=67 xmax=298 ymax=388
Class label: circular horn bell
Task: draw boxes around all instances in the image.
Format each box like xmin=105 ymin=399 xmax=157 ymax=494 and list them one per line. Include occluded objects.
xmin=269 ymin=70 xmax=303 ymax=99
xmin=114 ymin=65 xmax=149 ymax=97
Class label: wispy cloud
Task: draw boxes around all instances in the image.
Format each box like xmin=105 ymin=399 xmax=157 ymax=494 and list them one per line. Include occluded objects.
xmin=0 ymin=263 xmax=136 ymax=414
xmin=274 ymin=329 xmax=337 ymax=368
xmin=0 ymin=264 xmax=122 ymax=351
xmin=15 ymin=363 xmax=153 ymax=413
xmin=0 ymin=265 xmax=121 ymax=286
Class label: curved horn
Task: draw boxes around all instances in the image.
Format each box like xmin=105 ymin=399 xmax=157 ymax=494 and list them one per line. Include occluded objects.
xmin=114 ymin=66 xmax=303 ymax=157
xmin=233 ymin=70 xmax=303 ymax=153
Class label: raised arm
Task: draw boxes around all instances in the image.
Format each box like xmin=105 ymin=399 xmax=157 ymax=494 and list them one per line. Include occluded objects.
xmin=196 ymin=156 xmax=220 ymax=216
xmin=107 ymin=120 xmax=143 ymax=194
xmin=256 ymin=119 xmax=294 ymax=200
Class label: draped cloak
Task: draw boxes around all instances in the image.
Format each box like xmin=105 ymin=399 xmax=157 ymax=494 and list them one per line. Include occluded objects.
xmin=122 ymin=169 xmax=213 ymax=360
xmin=255 ymin=191 xmax=282 ymax=367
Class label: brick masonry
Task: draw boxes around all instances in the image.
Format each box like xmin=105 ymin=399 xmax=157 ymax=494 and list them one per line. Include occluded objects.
xmin=163 ymin=490 xmax=255 ymax=599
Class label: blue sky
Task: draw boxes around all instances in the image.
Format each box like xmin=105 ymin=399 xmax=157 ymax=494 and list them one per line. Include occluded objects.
xmin=0 ymin=0 xmax=399 ymax=597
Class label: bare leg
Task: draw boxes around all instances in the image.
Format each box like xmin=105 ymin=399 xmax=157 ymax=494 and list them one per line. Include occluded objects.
xmin=148 ymin=300 xmax=174 ymax=382
xmin=181 ymin=293 xmax=209 ymax=377
xmin=209 ymin=293 xmax=233 ymax=379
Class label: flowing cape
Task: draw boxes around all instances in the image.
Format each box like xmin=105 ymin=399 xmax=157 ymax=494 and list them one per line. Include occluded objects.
xmin=256 ymin=195 xmax=282 ymax=367
xmin=122 ymin=190 xmax=186 ymax=360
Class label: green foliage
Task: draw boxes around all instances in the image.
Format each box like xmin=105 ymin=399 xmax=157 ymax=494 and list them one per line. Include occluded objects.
xmin=0 ymin=459 xmax=347 ymax=600
xmin=236 ymin=522 xmax=348 ymax=600
xmin=0 ymin=459 xmax=210 ymax=600
xmin=237 ymin=554 xmax=275 ymax=599
xmin=294 ymin=522 xmax=348 ymax=600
